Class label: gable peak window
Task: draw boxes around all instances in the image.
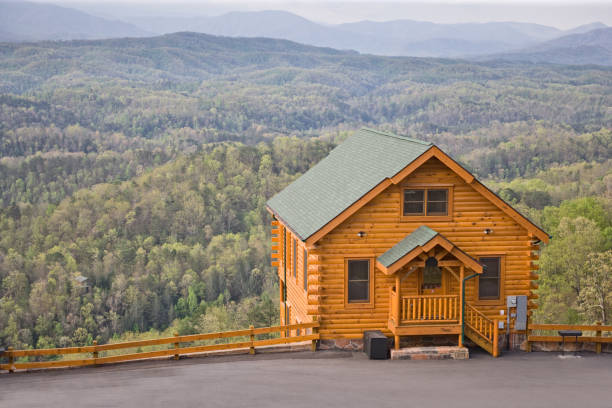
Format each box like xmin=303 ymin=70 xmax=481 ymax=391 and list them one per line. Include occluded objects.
xmin=403 ymin=187 xmax=450 ymax=218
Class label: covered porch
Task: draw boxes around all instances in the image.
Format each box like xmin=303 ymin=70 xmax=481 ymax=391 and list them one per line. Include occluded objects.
xmin=376 ymin=226 xmax=484 ymax=349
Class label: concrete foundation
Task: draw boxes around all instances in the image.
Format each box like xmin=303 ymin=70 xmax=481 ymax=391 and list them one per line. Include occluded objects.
xmin=391 ymin=346 xmax=469 ymax=360
xmin=319 ymin=339 xmax=364 ymax=351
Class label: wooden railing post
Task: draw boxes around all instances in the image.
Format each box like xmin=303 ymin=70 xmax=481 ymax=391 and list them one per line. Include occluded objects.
xmin=311 ymin=316 xmax=318 ymax=352
xmin=7 ymin=346 xmax=14 ymax=373
xmin=394 ymin=275 xmax=401 ymax=350
xmin=596 ymin=322 xmax=602 ymax=354
xmin=249 ymin=325 xmax=255 ymax=355
xmin=92 ymin=340 xmax=98 ymax=365
xmin=493 ymin=321 xmax=499 ymax=357
xmin=173 ymin=332 xmax=180 ymax=360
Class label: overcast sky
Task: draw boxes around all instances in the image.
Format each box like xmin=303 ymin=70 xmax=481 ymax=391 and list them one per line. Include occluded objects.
xmin=42 ymin=1 xmax=612 ymax=28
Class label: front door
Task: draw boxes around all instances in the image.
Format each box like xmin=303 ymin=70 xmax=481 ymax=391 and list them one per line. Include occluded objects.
xmin=418 ymin=267 xmax=446 ymax=295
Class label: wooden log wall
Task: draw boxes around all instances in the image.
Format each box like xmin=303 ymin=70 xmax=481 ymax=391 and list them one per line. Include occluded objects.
xmin=305 ymin=157 xmax=539 ymax=340
xmin=272 ymin=220 xmax=312 ymax=332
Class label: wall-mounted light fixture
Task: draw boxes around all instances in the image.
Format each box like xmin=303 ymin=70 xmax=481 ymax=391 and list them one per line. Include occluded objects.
xmin=357 ymin=231 xmax=366 ymax=237
xmin=484 ymin=228 xmax=493 ymax=235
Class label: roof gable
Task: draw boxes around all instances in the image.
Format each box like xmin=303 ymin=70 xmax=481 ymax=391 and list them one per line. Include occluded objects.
xmin=377 ymin=226 xmax=439 ymax=268
xmin=267 ymin=128 xmax=549 ymax=245
xmin=376 ymin=226 xmax=484 ymax=275
xmin=266 ymin=128 xmax=431 ymax=240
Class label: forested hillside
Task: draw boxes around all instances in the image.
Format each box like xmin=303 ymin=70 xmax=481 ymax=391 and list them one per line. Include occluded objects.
xmin=0 ymin=32 xmax=610 ymax=350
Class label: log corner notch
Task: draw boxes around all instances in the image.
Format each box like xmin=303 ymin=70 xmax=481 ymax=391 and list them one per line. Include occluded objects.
xmin=271 ymin=219 xmax=281 ymax=270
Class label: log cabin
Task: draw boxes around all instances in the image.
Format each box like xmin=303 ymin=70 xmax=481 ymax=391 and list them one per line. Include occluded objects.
xmin=266 ymin=128 xmax=549 ymax=356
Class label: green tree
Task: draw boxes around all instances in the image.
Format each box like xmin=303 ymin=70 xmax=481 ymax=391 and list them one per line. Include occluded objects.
xmin=577 ymin=251 xmax=612 ymax=324
xmin=536 ymin=217 xmax=607 ymax=323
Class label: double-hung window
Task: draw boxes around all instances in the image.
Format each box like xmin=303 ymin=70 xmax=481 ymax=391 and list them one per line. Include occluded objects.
xmin=346 ymin=259 xmax=373 ymax=306
xmin=478 ymin=257 xmax=502 ymax=301
xmin=403 ymin=187 xmax=450 ymax=217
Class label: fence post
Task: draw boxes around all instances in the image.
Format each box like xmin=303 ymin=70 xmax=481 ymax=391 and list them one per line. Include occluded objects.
xmin=596 ymin=322 xmax=602 ymax=354
xmin=174 ymin=332 xmax=180 ymax=360
xmin=7 ymin=347 xmax=14 ymax=373
xmin=526 ymin=325 xmax=532 ymax=353
xmin=249 ymin=325 xmax=255 ymax=355
xmin=93 ymin=340 xmax=98 ymax=365
xmin=311 ymin=317 xmax=318 ymax=352
xmin=526 ymin=332 xmax=532 ymax=352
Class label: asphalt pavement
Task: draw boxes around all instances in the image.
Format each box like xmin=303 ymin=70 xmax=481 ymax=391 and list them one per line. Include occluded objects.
xmin=2 ymin=350 xmax=611 ymax=408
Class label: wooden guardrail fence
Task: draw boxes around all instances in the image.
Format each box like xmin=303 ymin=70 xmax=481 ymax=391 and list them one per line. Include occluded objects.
xmin=527 ymin=323 xmax=612 ymax=353
xmin=0 ymin=321 xmax=319 ymax=373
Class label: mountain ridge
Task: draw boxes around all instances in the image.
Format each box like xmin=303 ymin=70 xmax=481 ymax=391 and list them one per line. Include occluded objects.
xmin=0 ymin=1 xmax=152 ymax=42
xmin=481 ymin=27 xmax=612 ymax=66
xmin=0 ymin=2 xmax=609 ymax=65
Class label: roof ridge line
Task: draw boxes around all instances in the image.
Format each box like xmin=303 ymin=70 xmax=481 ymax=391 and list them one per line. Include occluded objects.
xmin=360 ymin=127 xmax=432 ymax=146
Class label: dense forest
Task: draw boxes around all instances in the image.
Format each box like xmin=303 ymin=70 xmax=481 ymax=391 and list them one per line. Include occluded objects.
xmin=0 ymin=33 xmax=610 ymax=350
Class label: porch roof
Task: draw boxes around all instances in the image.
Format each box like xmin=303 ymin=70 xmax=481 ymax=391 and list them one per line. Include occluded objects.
xmin=376 ymin=226 xmax=483 ymax=275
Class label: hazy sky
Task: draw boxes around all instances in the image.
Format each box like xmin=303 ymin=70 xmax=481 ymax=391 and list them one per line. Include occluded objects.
xmin=43 ymin=1 xmax=612 ymax=28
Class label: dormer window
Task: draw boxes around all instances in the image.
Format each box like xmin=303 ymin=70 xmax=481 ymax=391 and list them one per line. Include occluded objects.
xmin=401 ymin=185 xmax=453 ymax=220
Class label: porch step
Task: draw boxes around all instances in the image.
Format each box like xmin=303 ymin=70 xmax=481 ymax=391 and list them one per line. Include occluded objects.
xmin=391 ymin=346 xmax=469 ymax=360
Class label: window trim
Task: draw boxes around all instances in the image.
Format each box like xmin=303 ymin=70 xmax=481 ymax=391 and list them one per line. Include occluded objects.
xmin=400 ymin=184 xmax=453 ymax=221
xmin=344 ymin=257 xmax=375 ymax=309
xmin=474 ymin=254 xmax=506 ymax=305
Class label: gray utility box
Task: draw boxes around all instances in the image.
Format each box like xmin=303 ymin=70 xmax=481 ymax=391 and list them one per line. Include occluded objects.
xmin=363 ymin=330 xmax=389 ymax=360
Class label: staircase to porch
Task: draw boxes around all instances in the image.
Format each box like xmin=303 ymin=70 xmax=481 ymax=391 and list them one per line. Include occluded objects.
xmin=389 ymin=291 xmax=499 ymax=357
xmin=464 ymin=303 xmax=500 ymax=357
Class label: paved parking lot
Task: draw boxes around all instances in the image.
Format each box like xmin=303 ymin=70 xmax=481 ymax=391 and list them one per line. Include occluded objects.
xmin=2 ymin=350 xmax=612 ymax=408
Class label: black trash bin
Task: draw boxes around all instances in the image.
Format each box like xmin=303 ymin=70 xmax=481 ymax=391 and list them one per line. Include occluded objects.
xmin=363 ymin=330 xmax=389 ymax=360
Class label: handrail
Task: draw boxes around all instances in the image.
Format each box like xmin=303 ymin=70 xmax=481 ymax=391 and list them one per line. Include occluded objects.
xmin=0 ymin=321 xmax=320 ymax=373
xmin=401 ymin=294 xmax=459 ymax=299
xmin=465 ymin=303 xmax=494 ymax=341
xmin=464 ymin=303 xmax=499 ymax=357
xmin=529 ymin=324 xmax=612 ymax=332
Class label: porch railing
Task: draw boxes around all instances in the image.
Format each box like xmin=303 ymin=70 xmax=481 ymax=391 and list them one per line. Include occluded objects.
xmin=400 ymin=294 xmax=459 ymax=324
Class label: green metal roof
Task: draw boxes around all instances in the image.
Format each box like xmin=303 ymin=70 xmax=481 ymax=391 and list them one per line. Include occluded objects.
xmin=266 ymin=128 xmax=432 ymax=240
xmin=377 ymin=226 xmax=439 ymax=268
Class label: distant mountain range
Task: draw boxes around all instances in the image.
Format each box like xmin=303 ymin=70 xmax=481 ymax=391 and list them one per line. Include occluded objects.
xmin=0 ymin=1 xmax=151 ymax=42
xmin=0 ymin=1 xmax=610 ymax=65
xmin=481 ymin=27 xmax=612 ymax=66
xmin=124 ymin=10 xmax=608 ymax=58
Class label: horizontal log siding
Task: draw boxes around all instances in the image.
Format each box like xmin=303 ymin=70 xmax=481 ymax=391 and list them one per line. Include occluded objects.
xmin=275 ymin=224 xmax=311 ymax=330
xmin=313 ymin=157 xmax=536 ymax=340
